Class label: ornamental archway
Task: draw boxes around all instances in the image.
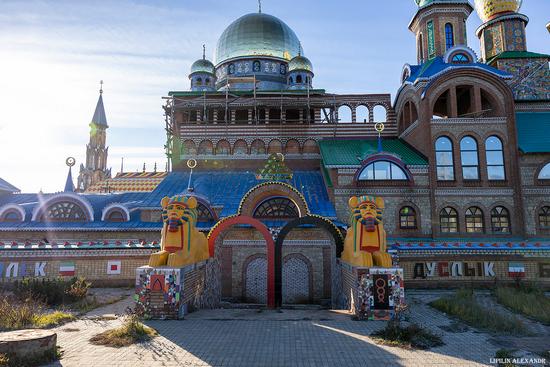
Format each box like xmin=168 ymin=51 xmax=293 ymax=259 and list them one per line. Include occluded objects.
xmin=207 ymin=215 xmax=276 ymax=308
xmin=274 ymin=215 xmax=344 ymax=307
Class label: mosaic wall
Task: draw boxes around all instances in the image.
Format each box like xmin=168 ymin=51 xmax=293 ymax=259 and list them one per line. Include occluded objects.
xmin=244 ymin=257 xmax=267 ymax=303
xmin=282 ymin=257 xmax=310 ymax=304
xmin=498 ymin=58 xmax=550 ymax=101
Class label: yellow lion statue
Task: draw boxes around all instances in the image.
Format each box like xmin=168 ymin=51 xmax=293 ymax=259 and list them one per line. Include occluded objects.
xmin=148 ymin=195 xmax=210 ymax=268
xmin=341 ymin=195 xmax=392 ymax=268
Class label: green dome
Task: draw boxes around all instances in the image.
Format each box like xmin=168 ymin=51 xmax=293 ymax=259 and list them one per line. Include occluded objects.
xmin=190 ymin=59 xmax=215 ymax=75
xmin=215 ymin=13 xmax=301 ymax=65
xmin=288 ymin=55 xmax=313 ymax=72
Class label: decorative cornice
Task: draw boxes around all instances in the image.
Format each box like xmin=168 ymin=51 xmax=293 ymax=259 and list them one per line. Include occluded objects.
xmin=435 ymin=188 xmax=514 ymax=196
xmin=476 ymin=13 xmax=529 ymax=37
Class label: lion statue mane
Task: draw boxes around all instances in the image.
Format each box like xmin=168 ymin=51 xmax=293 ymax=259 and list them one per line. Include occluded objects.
xmin=341 ymin=195 xmax=392 ymax=268
xmin=148 ymin=195 xmax=210 ymax=268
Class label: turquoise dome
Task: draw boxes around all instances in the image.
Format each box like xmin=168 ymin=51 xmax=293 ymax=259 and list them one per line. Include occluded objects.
xmin=190 ymin=59 xmax=215 ymax=75
xmin=288 ymin=55 xmax=313 ymax=72
xmin=215 ymin=13 xmax=301 ymax=65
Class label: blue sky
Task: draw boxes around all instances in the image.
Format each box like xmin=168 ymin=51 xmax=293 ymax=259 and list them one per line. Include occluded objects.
xmin=0 ymin=0 xmax=548 ymax=192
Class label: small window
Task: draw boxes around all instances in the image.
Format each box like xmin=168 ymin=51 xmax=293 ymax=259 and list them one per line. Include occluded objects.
xmin=486 ymin=136 xmax=505 ymax=180
xmin=296 ymin=75 xmax=303 ymax=84
xmin=465 ymin=207 xmax=484 ymax=233
xmin=2 ymin=210 xmax=22 ymax=222
xmin=196 ymin=77 xmax=203 ymax=86
xmin=289 ymin=76 xmax=294 ymax=84
xmin=43 ymin=201 xmax=88 ymax=222
xmin=460 ymin=136 xmax=479 ymax=180
xmin=358 ymin=161 xmax=408 ymax=181
xmin=445 ymin=23 xmax=454 ymax=50
xmin=491 ymin=206 xmax=510 ymax=234
xmin=106 ymin=210 xmax=125 ymax=222
xmin=538 ymin=163 xmax=550 ymax=180
xmin=197 ymin=203 xmax=215 ymax=222
xmin=253 ymin=197 xmax=299 ymax=219
xmin=452 ymin=53 xmax=470 ymax=63
xmin=539 ymin=206 xmax=550 ymax=229
xmin=435 ymin=137 xmax=454 ymax=181
xmin=399 ymin=207 xmax=417 ymax=229
xmin=205 ymin=78 xmax=210 ymax=84
xmin=440 ymin=207 xmax=458 ymax=233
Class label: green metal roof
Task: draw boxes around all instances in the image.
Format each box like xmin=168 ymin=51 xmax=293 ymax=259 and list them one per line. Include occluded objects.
xmin=487 ymin=51 xmax=550 ymax=65
xmin=516 ymin=112 xmax=550 ymax=153
xmin=319 ymin=139 xmax=428 ymax=167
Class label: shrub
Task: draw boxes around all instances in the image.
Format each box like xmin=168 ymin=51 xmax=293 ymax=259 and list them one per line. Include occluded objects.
xmin=371 ymin=321 xmax=444 ymax=350
xmin=495 ymin=286 xmax=550 ymax=325
xmin=13 ymin=277 xmax=90 ymax=306
xmin=430 ymin=289 xmax=529 ymax=335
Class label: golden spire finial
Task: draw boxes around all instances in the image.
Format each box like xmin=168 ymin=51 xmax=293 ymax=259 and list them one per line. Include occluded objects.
xmin=99 ymin=80 xmax=103 ymax=94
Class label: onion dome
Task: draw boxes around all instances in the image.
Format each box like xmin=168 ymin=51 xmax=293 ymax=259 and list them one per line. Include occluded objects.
xmin=474 ymin=0 xmax=522 ymax=22
xmin=215 ymin=13 xmax=301 ymax=65
xmin=190 ymin=58 xmax=215 ymax=75
xmin=288 ymin=55 xmax=313 ymax=73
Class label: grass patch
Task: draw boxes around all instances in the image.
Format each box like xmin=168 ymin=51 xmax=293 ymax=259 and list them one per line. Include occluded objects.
xmin=0 ymin=295 xmax=74 ymax=331
xmin=13 ymin=277 xmax=90 ymax=306
xmin=371 ymin=322 xmax=444 ymax=350
xmin=33 ymin=311 xmax=75 ymax=328
xmin=430 ymin=289 xmax=529 ymax=335
xmin=495 ymin=286 xmax=550 ymax=325
xmin=90 ymin=314 xmax=157 ymax=348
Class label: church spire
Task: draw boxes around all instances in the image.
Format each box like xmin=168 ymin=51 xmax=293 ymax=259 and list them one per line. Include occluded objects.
xmin=91 ymin=80 xmax=108 ymax=128
xmin=64 ymin=166 xmax=74 ymax=192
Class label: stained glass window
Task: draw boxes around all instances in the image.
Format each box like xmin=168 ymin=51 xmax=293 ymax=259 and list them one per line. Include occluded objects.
xmin=1 ymin=210 xmax=22 ymax=222
xmin=43 ymin=202 xmax=87 ymax=222
xmin=452 ymin=53 xmax=469 ymax=63
xmin=445 ymin=23 xmax=454 ymax=50
xmin=197 ymin=203 xmax=215 ymax=222
xmin=253 ymin=197 xmax=299 ymax=219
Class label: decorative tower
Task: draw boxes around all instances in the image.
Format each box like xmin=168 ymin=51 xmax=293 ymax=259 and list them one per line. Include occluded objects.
xmin=77 ymin=82 xmax=111 ymax=191
xmin=409 ymin=0 xmax=473 ymax=64
xmin=287 ymin=47 xmax=314 ymax=90
xmin=189 ymin=45 xmax=216 ymax=92
xmin=475 ymin=0 xmax=550 ymax=100
xmin=475 ymin=0 xmax=527 ymax=61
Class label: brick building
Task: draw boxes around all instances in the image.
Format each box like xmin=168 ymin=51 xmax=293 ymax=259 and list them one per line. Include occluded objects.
xmin=1 ymin=0 xmax=549 ymax=305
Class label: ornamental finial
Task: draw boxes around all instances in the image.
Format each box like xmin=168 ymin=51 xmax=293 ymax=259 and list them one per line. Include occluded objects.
xmin=202 ymin=44 xmax=206 ymax=60
xmin=258 ymin=0 xmax=262 ymax=13
xmin=99 ymin=80 xmax=103 ymax=94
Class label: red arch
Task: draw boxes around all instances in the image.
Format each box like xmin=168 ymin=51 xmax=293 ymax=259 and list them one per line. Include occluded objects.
xmin=208 ymin=215 xmax=275 ymax=308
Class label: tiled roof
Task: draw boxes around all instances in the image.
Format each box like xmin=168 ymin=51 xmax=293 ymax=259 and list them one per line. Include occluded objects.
xmin=86 ymin=172 xmax=168 ymax=193
xmin=319 ymin=139 xmax=428 ymax=167
xmin=406 ymin=57 xmax=511 ymax=84
xmin=0 ymin=178 xmax=20 ymax=193
xmin=516 ymin=112 xmax=550 ymax=153
xmin=487 ymin=51 xmax=550 ymax=65
xmin=0 ymin=170 xmax=336 ymax=231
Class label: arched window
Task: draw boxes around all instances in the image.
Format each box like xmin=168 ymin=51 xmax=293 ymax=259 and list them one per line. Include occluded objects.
xmin=538 ymin=163 xmax=550 ymax=180
xmin=539 ymin=207 xmax=550 ymax=229
xmin=1 ymin=210 xmax=22 ymax=222
xmin=399 ymin=207 xmax=417 ymax=229
xmin=43 ymin=201 xmax=88 ymax=222
xmin=445 ymin=23 xmax=454 ymax=50
xmin=486 ymin=136 xmax=505 ymax=180
xmin=435 ymin=137 xmax=454 ymax=181
xmin=253 ymin=197 xmax=299 ymax=220
xmin=197 ymin=203 xmax=215 ymax=222
xmin=440 ymin=207 xmax=458 ymax=233
xmin=358 ymin=161 xmax=408 ymax=181
xmin=491 ymin=206 xmax=510 ymax=234
xmin=465 ymin=207 xmax=484 ymax=233
xmin=460 ymin=136 xmax=479 ymax=180
xmin=418 ymin=33 xmax=424 ymax=63
xmin=106 ymin=210 xmax=125 ymax=222
xmin=205 ymin=78 xmax=210 ymax=85
xmin=451 ymin=53 xmax=470 ymax=63
xmin=289 ymin=76 xmax=294 ymax=84
xmin=296 ymin=75 xmax=303 ymax=84
xmin=196 ymin=77 xmax=203 ymax=86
